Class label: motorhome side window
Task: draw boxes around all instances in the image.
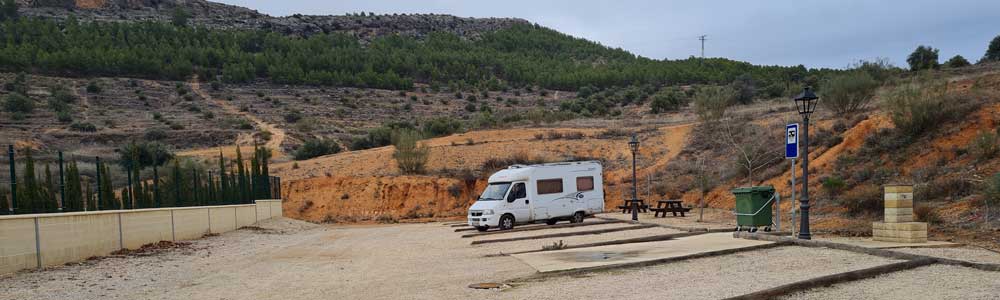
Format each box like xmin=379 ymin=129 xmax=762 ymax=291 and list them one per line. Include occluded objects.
xmin=536 ymin=179 xmax=563 ymax=194
xmin=576 ymin=176 xmax=594 ymax=191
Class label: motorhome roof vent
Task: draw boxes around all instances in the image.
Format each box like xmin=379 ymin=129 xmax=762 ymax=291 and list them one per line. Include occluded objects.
xmin=508 ymin=164 xmax=527 ymax=169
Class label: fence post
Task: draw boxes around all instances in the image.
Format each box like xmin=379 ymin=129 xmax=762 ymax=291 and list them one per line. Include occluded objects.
xmin=125 ymin=165 xmax=132 ymax=210
xmin=95 ymin=156 xmax=102 ymax=211
xmin=8 ymin=145 xmax=16 ymax=214
xmin=58 ymin=151 xmax=65 ymax=212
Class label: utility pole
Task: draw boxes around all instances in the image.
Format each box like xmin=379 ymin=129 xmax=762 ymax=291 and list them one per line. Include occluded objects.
xmin=698 ymin=35 xmax=708 ymax=58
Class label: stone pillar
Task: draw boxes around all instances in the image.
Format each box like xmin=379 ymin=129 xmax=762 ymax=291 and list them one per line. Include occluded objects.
xmin=872 ymin=185 xmax=927 ymax=243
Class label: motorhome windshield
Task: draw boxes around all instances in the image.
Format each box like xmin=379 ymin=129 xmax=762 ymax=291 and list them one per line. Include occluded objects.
xmin=479 ymin=182 xmax=511 ymax=201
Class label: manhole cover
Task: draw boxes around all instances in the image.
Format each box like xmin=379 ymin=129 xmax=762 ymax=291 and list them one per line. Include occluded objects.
xmin=468 ymin=283 xmax=509 ymax=289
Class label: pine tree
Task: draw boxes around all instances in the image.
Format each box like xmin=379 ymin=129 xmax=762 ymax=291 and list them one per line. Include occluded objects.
xmin=63 ymin=161 xmax=83 ymax=212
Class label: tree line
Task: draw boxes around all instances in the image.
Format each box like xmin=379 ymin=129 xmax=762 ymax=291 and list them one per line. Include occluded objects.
xmin=0 ymin=15 xmax=826 ymax=91
xmin=1 ymin=143 xmax=276 ymax=215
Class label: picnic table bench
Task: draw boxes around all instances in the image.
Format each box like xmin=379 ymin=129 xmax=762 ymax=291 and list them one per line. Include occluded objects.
xmin=618 ymin=199 xmax=649 ymax=214
xmin=650 ymin=200 xmax=692 ymax=217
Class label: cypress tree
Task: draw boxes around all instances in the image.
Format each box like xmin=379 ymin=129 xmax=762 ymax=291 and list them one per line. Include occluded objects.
xmin=85 ymin=181 xmax=95 ymax=211
xmin=99 ymin=163 xmax=116 ymax=210
xmin=235 ymin=147 xmax=248 ymax=204
xmin=18 ymin=148 xmax=39 ymax=214
xmin=63 ymin=161 xmax=83 ymax=212
xmin=1 ymin=187 xmax=9 ymax=214
xmin=43 ymin=164 xmax=57 ymax=213
xmin=207 ymin=171 xmax=216 ymax=205
xmin=217 ymin=150 xmax=229 ymax=204
xmin=260 ymin=148 xmax=271 ymax=199
xmin=251 ymin=146 xmax=260 ymax=200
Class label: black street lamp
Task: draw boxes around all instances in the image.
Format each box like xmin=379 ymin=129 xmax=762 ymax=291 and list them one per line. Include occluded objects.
xmin=794 ymin=87 xmax=819 ymax=240
xmin=629 ymin=134 xmax=640 ymax=222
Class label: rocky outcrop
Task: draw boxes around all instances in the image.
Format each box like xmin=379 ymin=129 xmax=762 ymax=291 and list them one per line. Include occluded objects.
xmin=16 ymin=0 xmax=529 ymax=40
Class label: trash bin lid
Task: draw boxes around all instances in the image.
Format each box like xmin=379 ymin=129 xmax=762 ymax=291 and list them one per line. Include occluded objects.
xmin=731 ymin=186 xmax=776 ymax=193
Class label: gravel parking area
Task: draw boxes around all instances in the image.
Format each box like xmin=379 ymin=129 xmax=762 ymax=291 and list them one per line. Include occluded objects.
xmin=3 ymin=218 xmax=995 ymax=300
xmin=494 ymin=246 xmax=901 ymax=300
xmin=890 ymin=246 xmax=1000 ymax=264
xmin=473 ymin=226 xmax=683 ymax=255
xmin=784 ymin=264 xmax=1000 ymax=299
xmin=468 ymin=222 xmax=634 ymax=241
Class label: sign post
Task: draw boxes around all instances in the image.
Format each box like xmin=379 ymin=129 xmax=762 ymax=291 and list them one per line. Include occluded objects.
xmin=785 ymin=123 xmax=800 ymax=235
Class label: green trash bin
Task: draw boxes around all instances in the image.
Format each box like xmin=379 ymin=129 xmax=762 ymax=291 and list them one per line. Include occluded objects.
xmin=732 ymin=186 xmax=776 ymax=232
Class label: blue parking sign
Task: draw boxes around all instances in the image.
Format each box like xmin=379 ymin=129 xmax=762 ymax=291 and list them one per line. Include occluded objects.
xmin=786 ymin=123 xmax=799 ymax=159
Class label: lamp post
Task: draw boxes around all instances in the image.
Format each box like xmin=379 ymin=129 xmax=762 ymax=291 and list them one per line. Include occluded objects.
xmin=793 ymin=87 xmax=819 ymax=240
xmin=629 ymin=134 xmax=640 ymax=222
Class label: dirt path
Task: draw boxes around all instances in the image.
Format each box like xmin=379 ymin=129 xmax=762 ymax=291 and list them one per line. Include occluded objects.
xmin=181 ymin=78 xmax=288 ymax=161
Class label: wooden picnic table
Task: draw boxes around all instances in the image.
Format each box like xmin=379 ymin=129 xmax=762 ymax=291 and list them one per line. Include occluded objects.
xmin=650 ymin=200 xmax=692 ymax=217
xmin=618 ymin=199 xmax=648 ymax=214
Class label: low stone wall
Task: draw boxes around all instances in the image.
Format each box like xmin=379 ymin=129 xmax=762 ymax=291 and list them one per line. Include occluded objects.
xmin=0 ymin=199 xmax=283 ymax=275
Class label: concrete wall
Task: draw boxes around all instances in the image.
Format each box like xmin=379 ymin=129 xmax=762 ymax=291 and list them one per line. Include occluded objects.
xmin=0 ymin=199 xmax=283 ymax=275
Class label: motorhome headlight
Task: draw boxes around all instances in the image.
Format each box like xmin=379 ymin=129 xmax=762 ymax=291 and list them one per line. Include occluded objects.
xmin=483 ymin=209 xmax=495 ymax=215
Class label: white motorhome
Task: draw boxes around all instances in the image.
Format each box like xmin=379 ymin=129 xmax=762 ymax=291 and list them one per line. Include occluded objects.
xmin=467 ymin=161 xmax=604 ymax=231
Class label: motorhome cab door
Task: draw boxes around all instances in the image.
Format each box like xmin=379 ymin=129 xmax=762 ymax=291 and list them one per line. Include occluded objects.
xmin=505 ymin=182 xmax=531 ymax=223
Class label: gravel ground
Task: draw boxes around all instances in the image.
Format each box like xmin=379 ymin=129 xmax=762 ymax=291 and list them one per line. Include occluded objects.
xmin=468 ymin=222 xmax=634 ymax=241
xmin=472 ymin=226 xmax=683 ymax=255
xmin=890 ymin=246 xmax=1000 ymax=264
xmin=4 ymin=218 xmax=995 ymax=300
xmin=597 ymin=209 xmax=737 ymax=230
xmin=491 ymin=246 xmax=901 ymax=300
xmin=784 ymin=264 xmax=1000 ymax=299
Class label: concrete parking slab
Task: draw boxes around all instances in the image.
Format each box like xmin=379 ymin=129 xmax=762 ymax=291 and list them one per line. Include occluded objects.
xmin=816 ymin=237 xmax=960 ymax=249
xmin=512 ymin=232 xmax=773 ymax=273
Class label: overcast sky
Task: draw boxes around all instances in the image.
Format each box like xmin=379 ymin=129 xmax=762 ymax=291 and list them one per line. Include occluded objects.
xmin=217 ymin=0 xmax=1000 ymax=69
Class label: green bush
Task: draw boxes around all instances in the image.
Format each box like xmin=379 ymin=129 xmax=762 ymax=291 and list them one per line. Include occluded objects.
xmin=422 ymin=117 xmax=462 ymax=137
xmin=907 ymin=45 xmax=939 ymax=71
xmin=56 ymin=110 xmax=72 ymax=123
xmin=821 ymin=71 xmax=879 ymax=114
xmin=841 ymin=185 xmax=882 ymax=217
xmin=392 ymin=130 xmax=429 ymax=174
xmin=984 ymin=35 xmax=1000 ymax=63
xmin=284 ymin=110 xmax=303 ymax=123
xmin=970 ymin=130 xmax=1000 ymax=161
xmin=69 ymin=122 xmax=97 ymax=132
xmin=294 ymin=139 xmax=342 ymax=160
xmin=144 ymin=128 xmax=168 ymax=140
xmin=86 ymin=81 xmax=102 ymax=94
xmin=883 ymin=80 xmax=966 ymax=138
xmin=649 ymin=88 xmax=686 ymax=114
xmin=3 ymin=93 xmax=34 ymax=114
xmin=693 ymin=86 xmax=735 ymax=121
xmin=944 ymin=55 xmax=971 ymax=68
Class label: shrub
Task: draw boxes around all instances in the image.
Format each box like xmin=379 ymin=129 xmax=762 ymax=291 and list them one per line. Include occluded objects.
xmin=883 ymin=80 xmax=963 ymax=138
xmin=422 ymin=117 xmax=462 ymax=137
xmin=144 ymin=128 xmax=168 ymax=140
xmin=821 ymin=71 xmax=879 ymax=114
xmin=481 ymin=152 xmax=544 ymax=172
xmin=650 ymin=88 xmax=686 ymax=113
xmin=916 ymin=177 xmax=975 ymax=201
xmin=944 ymin=55 xmax=971 ymax=68
xmin=914 ymin=204 xmax=942 ymax=225
xmin=545 ymin=131 xmax=564 ymax=140
xmin=294 ymin=139 xmax=342 ymax=160
xmin=464 ymin=103 xmax=476 ymax=112
xmin=693 ymin=86 xmax=735 ymax=121
xmin=907 ymin=45 xmax=939 ymax=71
xmin=730 ymin=74 xmax=756 ymax=105
xmin=392 ymin=129 xmax=429 ymax=174
xmin=821 ymin=176 xmax=847 ymax=197
xmin=971 ymin=130 xmax=1000 ymax=161
xmin=984 ymin=35 xmax=1000 ymax=63
xmin=69 ymin=122 xmax=97 ymax=132
xmin=86 ymin=81 xmax=102 ymax=94
xmin=169 ymin=123 xmax=184 ymax=130
xmin=841 ymin=185 xmax=882 ymax=216
xmin=596 ymin=128 xmax=631 ymax=139
xmin=284 ymin=110 xmax=303 ymax=123
xmin=56 ymin=110 xmax=72 ymax=123
xmin=3 ymin=93 xmax=33 ymax=114
xmin=564 ymin=131 xmax=585 ymax=139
